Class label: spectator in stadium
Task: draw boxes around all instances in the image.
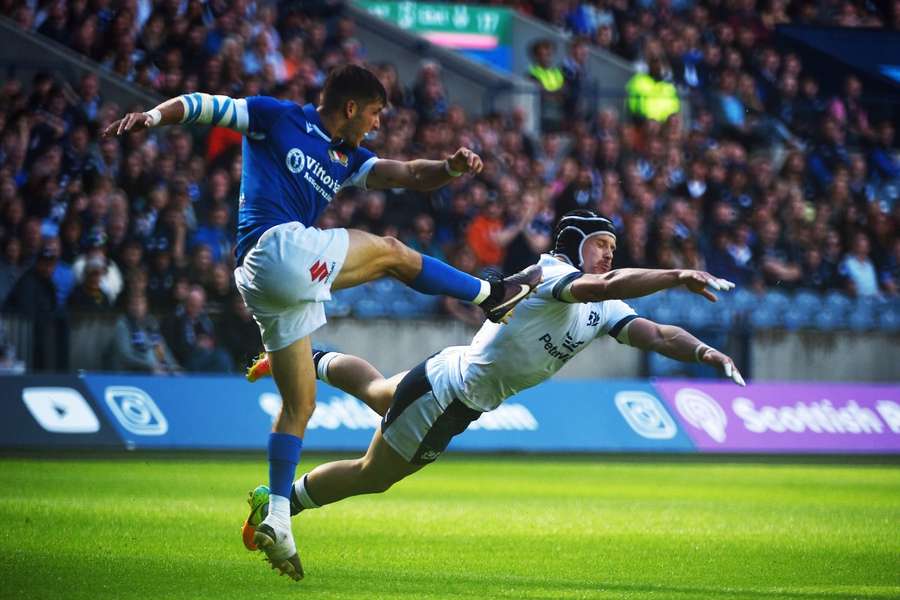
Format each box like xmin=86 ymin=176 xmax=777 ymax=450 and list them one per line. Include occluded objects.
xmin=808 ymin=118 xmax=851 ymax=194
xmin=840 ymin=231 xmax=880 ymax=297
xmin=109 ymin=292 xmax=180 ymax=374
xmin=68 ymin=257 xmax=114 ymax=313
xmin=466 ymin=198 xmax=507 ymax=269
xmin=528 ymin=39 xmax=565 ymax=131
xmin=411 ymin=61 xmax=448 ymax=123
xmin=869 ymin=121 xmax=900 ymax=185
xmin=405 ymin=213 xmax=446 ymax=264
xmin=217 ymin=292 xmax=264 ymax=373
xmin=625 ymin=53 xmax=680 ymax=123
xmin=164 ymin=284 xmax=231 ymax=373
xmin=72 ymin=229 xmax=123 ymax=303
xmin=755 ymin=219 xmax=802 ymax=289
xmin=0 ymin=236 xmax=24 ymax=305
xmin=3 ymin=242 xmax=68 ymax=371
xmin=561 ymin=37 xmax=590 ymax=121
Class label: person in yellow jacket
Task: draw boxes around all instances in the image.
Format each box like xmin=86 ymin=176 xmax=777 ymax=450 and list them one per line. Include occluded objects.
xmin=626 ymin=54 xmax=680 ymax=122
xmin=528 ymin=39 xmax=566 ymax=131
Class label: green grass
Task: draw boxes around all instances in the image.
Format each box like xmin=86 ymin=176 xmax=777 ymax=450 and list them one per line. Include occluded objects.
xmin=1 ymin=455 xmax=898 ymax=600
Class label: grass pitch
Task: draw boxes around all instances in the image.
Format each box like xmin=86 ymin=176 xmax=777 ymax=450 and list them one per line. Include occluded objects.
xmin=1 ymin=454 xmax=898 ymax=600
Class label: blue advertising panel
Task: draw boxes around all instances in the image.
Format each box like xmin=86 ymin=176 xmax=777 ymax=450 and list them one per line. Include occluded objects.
xmin=82 ymin=374 xmax=278 ymax=449
xmin=6 ymin=374 xmax=696 ymax=453
xmin=0 ymin=375 xmax=122 ymax=448
xmin=448 ymin=381 xmax=696 ymax=453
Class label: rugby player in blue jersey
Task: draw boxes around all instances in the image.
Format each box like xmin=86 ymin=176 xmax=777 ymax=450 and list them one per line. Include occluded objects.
xmin=104 ymin=65 xmax=541 ymax=580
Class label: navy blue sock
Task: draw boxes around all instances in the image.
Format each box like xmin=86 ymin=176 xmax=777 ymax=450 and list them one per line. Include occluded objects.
xmin=409 ymin=254 xmax=484 ymax=302
xmin=268 ymin=432 xmax=303 ymax=499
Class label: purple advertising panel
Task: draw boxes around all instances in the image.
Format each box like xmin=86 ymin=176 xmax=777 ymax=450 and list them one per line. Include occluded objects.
xmin=654 ymin=380 xmax=900 ymax=453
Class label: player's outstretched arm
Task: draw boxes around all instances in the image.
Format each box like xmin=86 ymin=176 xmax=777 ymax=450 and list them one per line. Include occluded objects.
xmin=366 ymin=147 xmax=483 ymax=192
xmin=619 ymin=317 xmax=746 ymax=386
xmin=567 ymin=269 xmax=734 ymax=303
xmin=102 ymin=93 xmax=248 ymax=137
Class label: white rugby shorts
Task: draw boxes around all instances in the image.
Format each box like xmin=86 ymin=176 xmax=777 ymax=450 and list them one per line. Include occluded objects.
xmin=234 ymin=222 xmax=349 ymax=351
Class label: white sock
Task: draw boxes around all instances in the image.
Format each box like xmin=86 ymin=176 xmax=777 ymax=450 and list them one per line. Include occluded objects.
xmin=293 ymin=474 xmax=321 ymax=510
xmin=266 ymin=494 xmax=292 ymax=527
xmin=316 ymin=352 xmax=341 ymax=384
xmin=472 ymin=280 xmax=491 ymax=305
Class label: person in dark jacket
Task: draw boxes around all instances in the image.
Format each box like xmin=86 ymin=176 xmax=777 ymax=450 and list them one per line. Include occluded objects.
xmin=3 ymin=243 xmax=69 ymax=371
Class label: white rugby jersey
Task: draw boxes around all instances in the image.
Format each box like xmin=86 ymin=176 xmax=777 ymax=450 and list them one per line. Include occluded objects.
xmin=426 ymin=254 xmax=638 ymax=412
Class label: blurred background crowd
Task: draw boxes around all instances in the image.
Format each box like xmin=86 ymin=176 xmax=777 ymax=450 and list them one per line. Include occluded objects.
xmin=0 ymin=0 xmax=897 ymax=374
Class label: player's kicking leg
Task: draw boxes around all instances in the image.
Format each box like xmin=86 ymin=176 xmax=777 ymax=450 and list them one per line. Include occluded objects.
xmin=337 ymin=229 xmax=541 ymax=323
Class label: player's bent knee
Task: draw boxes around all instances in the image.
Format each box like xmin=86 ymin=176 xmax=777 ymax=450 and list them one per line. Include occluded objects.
xmin=280 ymin=397 xmax=316 ymax=423
xmin=378 ymin=236 xmax=417 ymax=278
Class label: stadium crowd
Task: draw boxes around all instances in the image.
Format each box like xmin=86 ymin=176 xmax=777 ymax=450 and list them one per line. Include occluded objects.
xmin=0 ymin=0 xmax=898 ymax=373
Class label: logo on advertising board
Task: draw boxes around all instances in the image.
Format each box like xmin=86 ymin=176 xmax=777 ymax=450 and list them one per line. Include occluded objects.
xmin=259 ymin=392 xmax=539 ymax=432
xmin=22 ymin=387 xmax=100 ymax=434
xmin=674 ymin=388 xmax=728 ymax=443
xmin=104 ymin=386 xmax=168 ymax=436
xmin=655 ymin=380 xmax=900 ymax=453
xmin=614 ymin=391 xmax=677 ymax=440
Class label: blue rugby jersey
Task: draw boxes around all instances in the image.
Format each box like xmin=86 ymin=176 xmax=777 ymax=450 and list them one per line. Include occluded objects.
xmin=230 ymin=97 xmax=377 ymax=263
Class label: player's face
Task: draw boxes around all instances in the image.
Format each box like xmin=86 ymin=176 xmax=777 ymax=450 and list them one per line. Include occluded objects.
xmin=347 ymin=100 xmax=383 ymax=147
xmin=582 ymin=234 xmax=616 ymax=274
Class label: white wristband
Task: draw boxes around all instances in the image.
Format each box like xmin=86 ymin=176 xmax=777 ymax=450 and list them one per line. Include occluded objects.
xmin=444 ymin=160 xmax=462 ymax=177
xmin=694 ymin=344 xmax=710 ymax=363
xmin=144 ymin=108 xmax=162 ymax=127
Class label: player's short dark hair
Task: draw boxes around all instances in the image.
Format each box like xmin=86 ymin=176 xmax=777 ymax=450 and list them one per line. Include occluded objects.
xmin=321 ymin=64 xmax=387 ymax=114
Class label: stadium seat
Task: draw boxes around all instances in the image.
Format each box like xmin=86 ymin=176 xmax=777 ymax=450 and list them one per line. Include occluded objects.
xmin=877 ymin=307 xmax=900 ymax=333
xmin=823 ymin=290 xmax=853 ymax=315
xmin=812 ymin=306 xmax=846 ymax=331
xmin=324 ymin=299 xmax=352 ymax=318
xmin=748 ymin=304 xmax=782 ymax=329
xmin=792 ymin=290 xmax=823 ymax=315
xmin=763 ymin=290 xmax=791 ymax=313
xmin=783 ymin=307 xmax=808 ymax=330
xmin=847 ymin=308 xmax=876 ymax=332
xmin=731 ymin=288 xmax=760 ymax=314
xmin=353 ymin=299 xmax=390 ymax=319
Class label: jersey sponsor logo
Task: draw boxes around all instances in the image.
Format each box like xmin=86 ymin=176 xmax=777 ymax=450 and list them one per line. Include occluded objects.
xmin=587 ymin=310 xmax=600 ymax=327
xmin=104 ymin=386 xmax=168 ymax=436
xmin=561 ymin=332 xmax=584 ymax=353
xmin=328 ymin=148 xmax=349 ymax=167
xmin=614 ymin=391 xmax=678 ymax=439
xmin=674 ymin=388 xmax=727 ymax=442
xmin=22 ymin=387 xmax=100 ymax=434
xmin=309 ymin=260 xmax=331 ymax=283
xmin=286 ymin=148 xmax=306 ymax=173
xmin=285 ymin=147 xmax=344 ymax=201
xmin=538 ymin=333 xmax=576 ymax=362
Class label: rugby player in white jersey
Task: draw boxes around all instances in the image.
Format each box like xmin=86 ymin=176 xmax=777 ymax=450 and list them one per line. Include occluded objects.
xmin=242 ymin=209 xmax=745 ymax=536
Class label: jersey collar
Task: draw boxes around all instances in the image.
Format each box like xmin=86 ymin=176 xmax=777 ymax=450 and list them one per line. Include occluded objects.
xmin=302 ymin=104 xmax=333 ymax=143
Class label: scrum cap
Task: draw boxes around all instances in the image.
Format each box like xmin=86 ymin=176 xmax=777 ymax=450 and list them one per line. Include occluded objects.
xmin=552 ymin=209 xmax=616 ymax=270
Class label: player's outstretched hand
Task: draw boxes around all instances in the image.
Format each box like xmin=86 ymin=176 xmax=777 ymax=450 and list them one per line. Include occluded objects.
xmin=103 ymin=112 xmax=152 ymax=138
xmin=678 ymin=270 xmax=735 ymax=302
xmin=699 ymin=347 xmax=746 ymax=386
xmin=447 ymin=147 xmax=483 ymax=175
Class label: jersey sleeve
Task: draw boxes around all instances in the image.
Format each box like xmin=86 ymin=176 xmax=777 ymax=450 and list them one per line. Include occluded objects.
xmin=245 ymin=96 xmax=294 ymax=135
xmin=531 ymin=260 xmax=581 ymax=303
xmin=343 ymin=146 xmax=379 ymax=190
xmin=598 ymin=299 xmax=639 ymax=341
